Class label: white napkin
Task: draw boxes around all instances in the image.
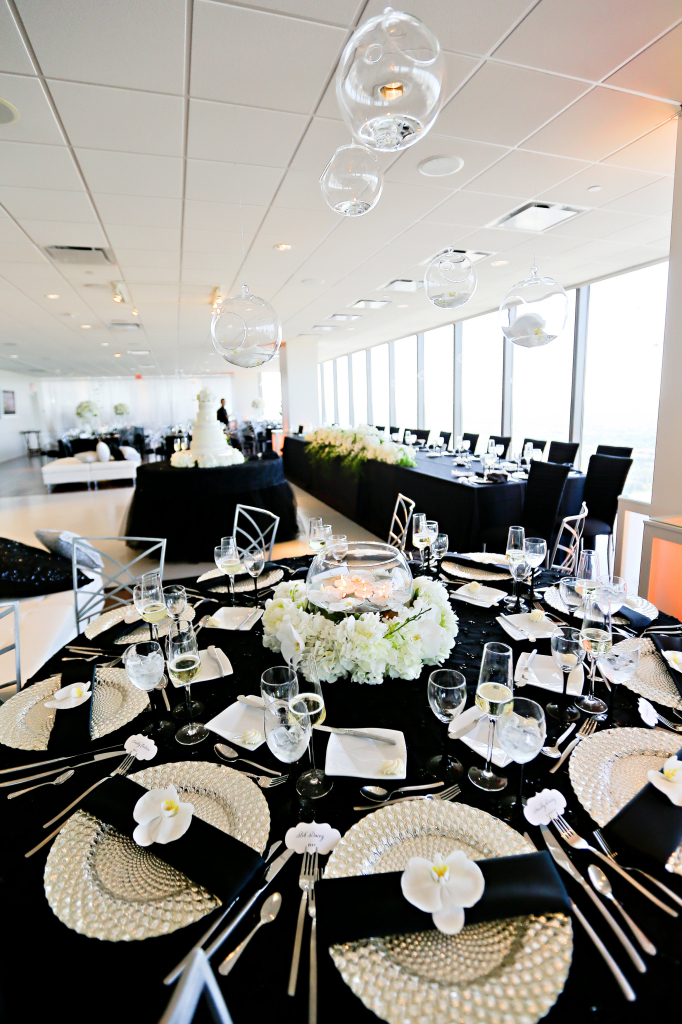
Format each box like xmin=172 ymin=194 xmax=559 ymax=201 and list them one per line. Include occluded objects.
xmin=324 ymin=728 xmax=407 ymax=779
xmin=206 ymin=606 xmax=263 ymax=631
xmin=168 ymin=647 xmax=233 ymax=687
xmin=514 ymin=652 xmax=584 ymax=695
xmin=206 ymin=696 xmax=265 ymax=750
xmin=456 ymin=714 xmax=512 ymax=768
xmin=44 ymin=682 xmax=92 ymax=709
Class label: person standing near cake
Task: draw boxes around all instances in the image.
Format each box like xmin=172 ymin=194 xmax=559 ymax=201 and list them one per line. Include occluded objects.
xmin=217 ymin=398 xmax=228 ymax=426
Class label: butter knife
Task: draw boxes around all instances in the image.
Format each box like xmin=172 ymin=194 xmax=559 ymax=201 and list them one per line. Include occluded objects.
xmin=549 ymin=734 xmax=582 ymax=773
xmin=448 ymin=710 xmax=485 ymax=740
xmin=0 ymin=749 xmax=126 ymax=787
xmin=239 ymin=607 xmax=261 ymax=631
xmin=0 ymin=744 xmax=125 ymax=775
xmin=315 ymin=725 xmax=396 ymax=745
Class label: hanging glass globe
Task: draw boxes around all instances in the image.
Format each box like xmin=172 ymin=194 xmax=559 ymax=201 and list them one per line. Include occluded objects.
xmin=424 ymin=250 xmax=477 ymax=309
xmin=211 ymin=285 xmax=282 ymax=368
xmin=499 ymin=266 xmax=568 ymax=348
xmin=336 ymin=6 xmax=445 ymax=152
xmin=319 ymin=143 xmax=383 ymax=216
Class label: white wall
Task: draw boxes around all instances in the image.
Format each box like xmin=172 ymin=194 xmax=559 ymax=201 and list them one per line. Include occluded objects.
xmin=0 ymin=369 xmax=40 ymax=463
xmin=280 ymin=338 xmax=319 ymax=434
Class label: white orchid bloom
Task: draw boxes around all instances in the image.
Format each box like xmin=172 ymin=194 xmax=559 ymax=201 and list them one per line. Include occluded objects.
xmin=638 ymin=697 xmax=659 ymax=727
xmin=133 ymin=784 xmax=194 ymax=847
xmin=279 ymin=622 xmax=305 ymax=666
xmin=401 ymin=850 xmax=485 ymax=934
xmin=662 ymin=650 xmax=682 ymax=672
xmin=648 ymin=756 xmax=682 ymax=806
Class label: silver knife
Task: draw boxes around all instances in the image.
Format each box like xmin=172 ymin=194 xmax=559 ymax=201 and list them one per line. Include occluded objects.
xmin=238 ymin=694 xmax=264 ymax=708
xmin=449 ymin=710 xmax=485 ymax=740
xmin=0 ymin=745 xmax=125 ymax=776
xmin=239 ymin=607 xmax=261 ymax=631
xmin=0 ymin=750 xmax=126 ymax=787
xmin=549 ymin=734 xmax=582 ymax=773
xmin=315 ymin=726 xmax=396 ymax=745
xmin=540 ymin=825 xmax=646 ymax=974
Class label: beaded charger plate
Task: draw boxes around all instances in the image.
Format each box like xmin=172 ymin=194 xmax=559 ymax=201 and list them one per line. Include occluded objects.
xmin=0 ymin=675 xmax=60 ymax=751
xmin=208 ymin=568 xmax=284 ymax=594
xmin=543 ymin=587 xmax=650 ymax=626
xmin=324 ymin=801 xmax=572 ymax=1024
xmin=114 ymin=605 xmax=196 ymax=644
xmin=442 ymin=560 xmax=510 ymax=583
xmin=43 ymin=761 xmax=270 ymax=941
xmin=615 ymin=637 xmax=682 ymax=710
xmin=90 ymin=666 xmax=150 ymax=740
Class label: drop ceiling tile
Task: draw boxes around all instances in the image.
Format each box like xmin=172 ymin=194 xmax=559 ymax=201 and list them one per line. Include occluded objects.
xmin=602 ymin=117 xmax=678 ymax=174
xmin=191 ymin=1 xmax=344 ymax=113
xmin=546 ymin=208 xmax=647 ymax=239
xmin=604 ymin=215 xmax=671 ymax=245
xmin=538 ymin=163 xmax=663 ymax=207
xmin=363 ymin=0 xmax=533 ymax=56
xmin=118 ymin=266 xmax=181 ymax=284
xmin=601 ymin=175 xmax=675 ymax=215
xmin=451 ymin=225 xmax=539 ymax=252
xmin=494 ymin=0 xmax=682 ymax=79
xmin=492 ymin=233 xmax=584 ymax=261
xmin=436 ymin=63 xmax=587 ymax=147
xmin=114 ymin=249 xmax=180 ymax=270
xmin=0 ymin=74 xmax=64 ymax=146
xmin=0 ymin=141 xmax=83 ymax=190
xmin=126 ymin=283 xmax=179 ymax=304
xmin=217 ymin=0 xmax=363 ymax=25
xmin=106 ymin=224 xmax=181 ymax=249
xmin=187 ymin=99 xmax=308 ymax=167
xmin=0 ymin=242 xmax=46 ymax=263
xmin=463 ymin=150 xmax=589 ymax=198
xmin=393 ymin=219 xmax=471 ymax=250
xmin=0 ymin=0 xmax=34 ymax=74
xmin=185 ymin=160 xmax=284 ymax=206
xmin=272 ymin=168 xmax=337 ymax=213
xmin=522 ymin=87 xmax=677 ymax=161
xmin=0 ymin=186 xmax=96 ymax=223
xmin=183 ymin=200 xmax=265 ymax=235
xmin=93 ymin=194 xmax=182 ymax=229
xmin=49 ymin=81 xmax=184 ymax=157
xmin=181 ymin=250 xmax=244 ymax=272
xmin=386 ymin=133 xmax=510 ymax=189
xmin=432 ymin=189 xmax=524 ymax=226
xmin=18 ymin=219 xmax=108 ymax=247
xmin=606 ymin=23 xmax=682 ymax=101
xmin=15 ymin=0 xmax=187 ymax=92
xmin=181 ymin=227 xmax=259 ymax=254
xmin=76 ymin=149 xmax=183 ymax=198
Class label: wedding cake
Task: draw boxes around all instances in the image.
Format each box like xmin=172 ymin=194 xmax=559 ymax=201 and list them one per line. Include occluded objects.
xmin=170 ymin=388 xmax=245 ymax=468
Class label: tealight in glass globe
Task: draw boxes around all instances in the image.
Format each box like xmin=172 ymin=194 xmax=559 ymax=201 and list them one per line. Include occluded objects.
xmin=336 ymin=7 xmax=445 ymax=152
xmin=320 ymin=143 xmax=383 ymax=216
xmin=424 ymin=250 xmax=477 ymax=309
xmin=499 ymin=266 xmax=568 ymax=348
xmin=211 ymin=285 xmax=282 ymax=368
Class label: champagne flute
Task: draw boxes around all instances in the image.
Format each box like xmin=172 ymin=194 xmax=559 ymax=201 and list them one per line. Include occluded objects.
xmin=123 ymin=640 xmax=174 ymax=739
xmin=575 ymin=593 xmax=612 ymax=717
xmin=426 ymin=669 xmax=467 ymax=780
xmin=214 ymin=536 xmax=240 ymax=605
xmin=412 ymin=513 xmax=428 ymax=566
xmin=468 ymin=642 xmax=514 ymax=792
xmin=167 ymin=620 xmax=207 ymax=745
xmin=598 ymin=643 xmax=640 ymax=725
xmin=290 ymin=654 xmax=333 ymax=798
xmin=496 ymin=696 xmax=546 ymax=820
xmin=133 ymin=577 xmax=167 ymax=641
xmin=524 ymin=537 xmax=546 ymax=605
xmin=243 ymin=547 xmax=265 ymax=605
xmin=264 ymin=699 xmax=311 ymax=765
xmin=308 ymin=517 xmax=324 ymax=552
xmin=504 ymin=526 xmax=526 ymax=610
xmin=425 ymin=519 xmax=438 ymax=570
xmin=546 ymin=626 xmax=585 ymax=723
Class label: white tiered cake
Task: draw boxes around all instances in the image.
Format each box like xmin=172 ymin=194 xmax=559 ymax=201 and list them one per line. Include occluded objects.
xmin=170 ymin=388 xmax=245 ymax=468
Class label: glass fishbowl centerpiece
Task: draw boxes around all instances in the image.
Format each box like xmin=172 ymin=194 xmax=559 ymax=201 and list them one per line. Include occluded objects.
xmin=306 ymin=541 xmax=413 ymax=615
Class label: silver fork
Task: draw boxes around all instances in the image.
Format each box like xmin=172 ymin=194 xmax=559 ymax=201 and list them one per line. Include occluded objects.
xmin=353 ymin=783 xmax=461 ymax=811
xmin=549 ymin=717 xmax=597 ymax=773
xmin=288 ymin=852 xmax=316 ymax=997
xmin=592 ymin=829 xmax=682 ymax=909
xmin=308 ymin=852 xmax=319 ymax=1024
xmin=552 ymin=815 xmax=678 ymax=917
xmin=236 ymin=770 xmax=288 ymax=790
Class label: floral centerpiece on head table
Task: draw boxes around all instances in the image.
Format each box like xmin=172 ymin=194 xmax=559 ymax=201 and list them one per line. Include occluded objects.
xmin=305 ymin=424 xmax=417 ymax=474
xmin=75 ymin=400 xmax=99 ymax=430
xmin=114 ymin=402 xmax=130 ymax=418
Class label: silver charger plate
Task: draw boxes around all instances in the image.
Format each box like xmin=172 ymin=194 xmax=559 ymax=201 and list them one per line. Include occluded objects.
xmin=616 ymin=636 xmax=682 ymax=710
xmin=44 ymin=761 xmax=270 ymax=941
xmin=90 ymin=665 xmax=150 ymax=740
xmin=85 ymin=605 xmax=128 ymax=639
xmin=209 ymin=568 xmax=283 ymax=594
xmin=0 ymin=674 xmax=60 ymax=751
xmin=114 ymin=605 xmax=196 ymax=645
xmin=325 ymin=801 xmax=572 ymax=1024
xmin=543 ymin=586 xmax=628 ymax=625
xmin=442 ymin=560 xmax=510 ymax=583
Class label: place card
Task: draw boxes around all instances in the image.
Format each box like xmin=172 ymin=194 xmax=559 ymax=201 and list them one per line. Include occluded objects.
xmin=285 ymin=821 xmax=341 ymax=854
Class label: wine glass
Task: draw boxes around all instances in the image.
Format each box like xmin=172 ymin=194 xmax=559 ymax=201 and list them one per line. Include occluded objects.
xmin=264 ymin=699 xmax=311 ymax=765
xmin=546 ymin=626 xmax=585 ymax=723
xmin=163 ymin=585 xmax=187 ymax=621
xmin=598 ymin=575 xmax=627 ymax=615
xmin=412 ymin=512 xmax=428 ymax=566
xmin=495 ymin=444 xmax=504 ymax=464
xmin=575 ymin=593 xmax=612 ymax=717
xmin=454 ymin=435 xmax=463 ymax=458
xmin=425 ymin=519 xmax=438 ymax=569
xmin=597 ymin=643 xmax=640 ymax=724
xmin=290 ymin=654 xmax=333 ymax=798
xmin=133 ymin=576 xmax=167 ymax=641
xmin=330 ymin=534 xmax=348 ymax=561
xmin=468 ymin=642 xmax=514 ymax=792
xmin=559 ymin=576 xmax=583 ymax=616
xmin=481 ymin=451 xmax=495 ymax=481
xmin=431 ymin=532 xmax=448 ymax=573
xmin=261 ymin=664 xmax=298 ymax=705
xmin=504 ymin=526 xmax=526 ymax=610
xmin=123 ymin=640 xmax=174 ymax=739
xmin=577 ymin=548 xmax=600 ymax=582
xmin=244 ymin=547 xmax=265 ymax=605
xmin=524 ymin=537 xmax=547 ymax=605
xmin=426 ymin=669 xmax=467 ymax=780
xmin=308 ymin=517 xmax=324 ymax=553
xmin=461 ymin=439 xmax=471 ymax=460
xmin=214 ymin=536 xmax=240 ymax=605
xmin=496 ymin=696 xmax=546 ymax=820
xmin=173 ymin=437 xmax=181 ymax=452
xmin=167 ymin=620 xmax=207 ymax=745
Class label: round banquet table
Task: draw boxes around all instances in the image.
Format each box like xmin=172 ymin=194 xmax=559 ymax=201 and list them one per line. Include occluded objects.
xmin=124 ymin=458 xmax=299 ymax=560
xmin=0 ymin=558 xmax=680 ymax=1024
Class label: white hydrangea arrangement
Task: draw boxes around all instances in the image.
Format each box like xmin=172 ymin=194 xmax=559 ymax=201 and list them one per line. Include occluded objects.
xmin=76 ymin=400 xmax=99 ymax=419
xmin=114 ymin=402 xmax=130 ymax=416
xmin=262 ymin=576 xmax=458 ymax=684
xmin=304 ymin=424 xmax=417 ymax=471
xmin=170 ymin=447 xmax=245 ymax=468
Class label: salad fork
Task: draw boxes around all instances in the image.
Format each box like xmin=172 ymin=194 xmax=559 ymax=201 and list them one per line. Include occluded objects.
xmin=236 ymin=770 xmax=288 ymax=789
xmin=592 ymin=829 xmax=682 ymax=908
xmin=353 ymin=783 xmax=460 ymax=811
xmin=288 ymin=851 xmax=316 ymax=997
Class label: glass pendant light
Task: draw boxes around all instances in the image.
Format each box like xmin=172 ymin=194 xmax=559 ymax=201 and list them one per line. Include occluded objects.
xmin=424 ymin=249 xmax=477 ymax=309
xmin=336 ymin=7 xmax=445 ymax=152
xmin=499 ymin=266 xmax=568 ymax=348
xmin=320 ymin=143 xmax=383 ymax=216
xmin=211 ymin=285 xmax=282 ymax=368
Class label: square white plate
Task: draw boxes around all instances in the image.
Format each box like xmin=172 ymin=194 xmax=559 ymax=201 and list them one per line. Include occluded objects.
xmin=502 ymin=612 xmax=557 ymax=640
xmin=457 ymin=714 xmax=512 ymax=769
xmin=453 ymin=583 xmax=506 ymax=607
xmin=207 ymin=606 xmax=263 ymax=630
xmin=205 ymin=695 xmax=265 ymax=750
xmin=168 ymin=648 xmax=233 ymax=688
xmin=324 ymin=727 xmax=407 ymax=779
xmin=515 ymin=652 xmax=584 ymax=695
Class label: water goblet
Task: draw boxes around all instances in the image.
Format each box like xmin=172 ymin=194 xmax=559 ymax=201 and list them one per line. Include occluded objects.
xmin=468 ymin=642 xmax=514 ymax=792
xmin=290 ymin=654 xmax=333 ymax=799
xmin=123 ymin=640 xmax=174 ymax=739
xmin=308 ymin=518 xmax=325 ymax=553
xmin=167 ymin=620 xmax=207 ymax=745
xmin=559 ymin=576 xmax=582 ymax=616
xmin=265 ymin=699 xmax=311 ymax=765
xmin=525 ymin=537 xmax=547 ymax=604
xmin=598 ymin=575 xmax=627 ymax=615
xmin=575 ymin=593 xmax=612 ymax=717
xmin=426 ymin=669 xmax=467 ymax=780
xmin=432 ymin=532 xmax=448 ymax=573
xmin=163 ymin=585 xmax=187 ymax=621
xmin=425 ymin=519 xmax=438 ymax=569
xmin=244 ymin=547 xmax=265 ymax=605
xmin=261 ymin=664 xmax=298 ymax=706
xmin=330 ymin=534 xmax=348 ymax=561
xmin=496 ymin=696 xmax=546 ymax=820
xmin=577 ymin=548 xmax=600 ymax=582
xmin=546 ymin=626 xmax=585 ymax=723
xmin=598 ymin=644 xmax=640 ymax=724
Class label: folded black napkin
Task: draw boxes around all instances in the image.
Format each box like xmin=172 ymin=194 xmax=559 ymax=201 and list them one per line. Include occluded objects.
xmin=650 ymin=635 xmax=682 ymax=700
xmin=620 ymin=604 xmax=653 ymax=631
xmin=42 ymin=661 xmax=99 ymax=755
xmin=474 ymin=471 xmax=507 ymax=483
xmin=316 ymin=852 xmax=569 ymax=947
xmin=81 ymin=774 xmax=264 ymax=904
xmin=605 ymin=745 xmax=682 ymax=866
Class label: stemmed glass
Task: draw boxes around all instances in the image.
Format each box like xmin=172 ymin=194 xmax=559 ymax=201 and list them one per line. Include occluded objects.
xmin=577 ymin=549 xmax=600 ymax=582
xmin=508 ymin=559 xmax=530 ymax=613
xmin=265 ymin=699 xmax=311 ymax=766
xmin=290 ymin=654 xmax=333 ymax=799
xmin=525 ymin=537 xmax=546 ymax=605
xmin=163 ymin=585 xmax=187 ymax=621
xmin=495 ymin=444 xmax=504 ymax=464
xmin=468 ymin=642 xmax=514 ymax=792
xmin=460 ymin=439 xmax=471 ymax=460
xmin=559 ymin=576 xmax=582 ymax=616
xmin=330 ymin=534 xmax=348 ymax=561
xmin=167 ymin=620 xmax=207 ymax=745
xmin=425 ymin=519 xmax=438 ymax=569
xmin=134 ymin=576 xmax=167 ymax=641
xmin=575 ymin=593 xmax=612 ymax=717
xmin=598 ymin=575 xmax=627 ymax=616
xmin=412 ymin=513 xmax=428 ymax=566
xmin=597 ymin=644 xmax=640 ymax=725
xmin=123 ymin=640 xmax=174 ymax=739
xmin=481 ymin=451 xmax=495 ymax=481
xmin=214 ymin=536 xmax=240 ymax=605
xmin=497 ymin=696 xmax=546 ymax=820
xmin=432 ymin=532 xmax=448 ymax=574
xmin=308 ymin=518 xmax=325 ymax=552
xmin=426 ymin=669 xmax=467 ymax=780
xmin=261 ymin=665 xmax=298 ymax=705
xmin=244 ymin=548 xmax=265 ymax=605
xmin=546 ymin=626 xmax=585 ymax=723
xmin=504 ymin=525 xmax=526 ymax=610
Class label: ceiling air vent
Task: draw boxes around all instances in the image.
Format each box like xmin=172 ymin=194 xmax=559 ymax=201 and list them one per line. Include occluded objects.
xmin=108 ymin=322 xmax=140 ymax=330
xmin=490 ymin=203 xmax=584 ymax=232
xmin=45 ymin=246 xmax=114 ymax=265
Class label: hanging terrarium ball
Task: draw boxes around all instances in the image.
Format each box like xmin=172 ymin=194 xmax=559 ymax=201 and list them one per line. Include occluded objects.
xmin=499 ymin=266 xmax=568 ymax=348
xmin=320 ymin=143 xmax=383 ymax=216
xmin=336 ymin=7 xmax=445 ymax=152
xmin=211 ymin=285 xmax=282 ymax=368
xmin=424 ymin=250 xmax=477 ymax=309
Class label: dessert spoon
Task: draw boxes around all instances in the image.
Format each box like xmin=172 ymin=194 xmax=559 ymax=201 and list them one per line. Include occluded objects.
xmin=359 ymin=781 xmax=444 ymax=802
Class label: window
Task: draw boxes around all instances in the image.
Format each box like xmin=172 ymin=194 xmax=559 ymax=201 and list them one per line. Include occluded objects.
xmin=351 ymin=350 xmax=368 ymax=425
xmin=582 ymin=262 xmax=667 ymax=499
xmin=322 ymin=360 xmax=334 ymax=425
xmin=461 ymin=310 xmax=503 ymax=452
xmin=336 ymin=356 xmax=350 ymax=426
xmin=393 ymin=335 xmax=417 ymax=429
xmin=371 ymin=343 xmax=389 ymax=428
xmin=423 ymin=325 xmax=454 ymax=439
xmin=511 ymin=289 xmax=576 ymax=457
xmin=259 ymin=371 xmax=282 ymax=422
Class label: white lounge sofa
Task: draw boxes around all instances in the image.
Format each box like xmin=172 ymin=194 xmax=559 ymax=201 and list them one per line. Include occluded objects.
xmin=42 ymin=456 xmax=138 ymax=491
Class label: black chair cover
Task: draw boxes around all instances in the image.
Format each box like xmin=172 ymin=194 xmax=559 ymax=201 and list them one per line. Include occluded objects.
xmin=582 ymin=453 xmax=633 ymax=545
xmin=596 ymin=444 xmax=633 ymax=458
xmin=547 ymin=441 xmax=579 ymax=466
xmin=523 ymin=437 xmax=547 ymax=453
xmin=489 ymin=435 xmax=512 ymax=457
xmin=462 ymin=432 xmax=479 ymax=454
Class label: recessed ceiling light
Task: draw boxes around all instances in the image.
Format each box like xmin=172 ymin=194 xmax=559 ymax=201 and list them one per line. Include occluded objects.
xmin=313 ymin=324 xmax=341 ymax=331
xmin=101 ymin=342 xmax=109 ymax=347
xmin=327 ymin=313 xmax=361 ymax=321
xmin=131 ymin=308 xmax=138 ymax=316
xmin=0 ymin=98 xmax=20 ymax=125
xmin=418 ymin=155 xmax=464 ymax=177
xmin=381 ymin=279 xmax=423 ymax=292
xmin=491 ymin=202 xmax=584 ymax=232
xmin=346 ymin=327 xmax=354 ymax=331
xmin=490 ymin=260 xmax=508 ymax=266
xmin=45 ymin=293 xmax=60 ymax=299
xmin=80 ymin=324 xmax=91 ymax=329
xmin=397 ymin=303 xmax=409 ymax=307
xmin=10 ymin=354 xmax=18 ymax=359
xmin=274 ymin=243 xmax=292 ymax=251
xmin=351 ymin=299 xmax=390 ymax=309
xmin=587 ymin=185 xmax=602 ymax=193
xmin=139 ymin=364 xmax=155 ymax=368
xmin=114 ymin=352 xmax=121 ymax=358
xmin=127 ymin=349 xmax=150 ymax=355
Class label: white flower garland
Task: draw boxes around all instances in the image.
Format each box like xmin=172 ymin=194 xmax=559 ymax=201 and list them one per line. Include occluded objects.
xmin=263 ymin=577 xmax=458 ymax=684
xmin=304 ymin=424 xmax=417 ymax=469
xmin=170 ymin=447 xmax=245 ymax=468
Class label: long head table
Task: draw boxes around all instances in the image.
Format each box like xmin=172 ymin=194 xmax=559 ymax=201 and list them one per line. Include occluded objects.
xmin=283 ymin=436 xmax=585 ymax=551
xmin=0 ymin=557 xmax=680 ymax=1024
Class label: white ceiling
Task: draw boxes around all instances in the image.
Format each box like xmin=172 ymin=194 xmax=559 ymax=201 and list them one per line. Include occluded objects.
xmin=0 ymin=0 xmax=679 ymax=378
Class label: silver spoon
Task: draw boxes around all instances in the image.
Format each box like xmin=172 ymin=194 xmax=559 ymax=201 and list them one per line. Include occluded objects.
xmin=8 ymin=769 xmax=74 ymax=799
xmin=156 ymin=674 xmax=171 ymax=711
xmin=359 ymin=781 xmax=444 ymax=803
xmin=218 ymin=892 xmax=282 ymax=975
xmin=540 ymin=722 xmax=576 ymax=759
xmin=588 ymin=865 xmax=657 ymax=956
xmin=214 ymin=743 xmax=282 ymax=777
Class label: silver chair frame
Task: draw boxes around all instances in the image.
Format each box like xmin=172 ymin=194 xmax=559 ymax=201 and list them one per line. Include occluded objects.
xmin=549 ymin=502 xmax=588 ymax=574
xmin=0 ymin=602 xmax=21 ymax=695
xmin=233 ymin=505 xmax=280 ymax=559
xmin=388 ymin=492 xmax=416 ymax=551
xmin=72 ymin=536 xmax=166 ymax=634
